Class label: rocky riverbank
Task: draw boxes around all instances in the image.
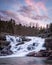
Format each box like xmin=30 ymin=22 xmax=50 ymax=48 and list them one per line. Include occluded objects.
xmin=0 ymin=33 xmax=52 ymax=60
xmin=0 ymin=34 xmax=13 ymax=56
xmin=45 ymin=37 xmax=52 ymax=60
xmin=27 ymin=37 xmax=52 ymax=60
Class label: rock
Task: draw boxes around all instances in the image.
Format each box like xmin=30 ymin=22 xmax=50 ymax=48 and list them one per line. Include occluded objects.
xmin=37 ymin=50 xmax=49 ymax=57
xmin=7 ymin=45 xmax=11 ymax=50
xmin=27 ymin=51 xmax=36 ymax=56
xmin=45 ymin=37 xmax=52 ymax=50
xmin=27 ymin=44 xmax=36 ymax=51
xmin=16 ymin=41 xmax=24 ymax=46
xmin=45 ymin=37 xmax=52 ymax=59
xmin=0 ymin=34 xmax=6 ymax=41
xmin=1 ymin=49 xmax=13 ymax=56
xmin=36 ymin=52 xmax=43 ymax=57
xmin=33 ymin=43 xmax=35 ymax=46
xmin=21 ymin=36 xmax=31 ymax=42
xmin=47 ymin=53 xmax=52 ymax=60
xmin=27 ymin=46 xmax=32 ymax=50
xmin=0 ymin=47 xmax=3 ymax=50
xmin=0 ymin=45 xmax=13 ymax=56
xmin=0 ymin=40 xmax=13 ymax=56
xmin=0 ymin=41 xmax=10 ymax=46
xmin=26 ymin=50 xmax=49 ymax=57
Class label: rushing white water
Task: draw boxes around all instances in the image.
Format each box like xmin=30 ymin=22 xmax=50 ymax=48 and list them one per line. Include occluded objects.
xmin=0 ymin=35 xmax=46 ymax=58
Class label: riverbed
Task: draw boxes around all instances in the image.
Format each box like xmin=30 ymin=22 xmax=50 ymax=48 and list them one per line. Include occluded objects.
xmin=0 ymin=57 xmax=52 ymax=65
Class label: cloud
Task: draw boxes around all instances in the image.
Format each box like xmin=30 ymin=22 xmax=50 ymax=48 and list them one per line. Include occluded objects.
xmin=17 ymin=6 xmax=33 ymax=18
xmin=25 ymin=0 xmax=40 ymax=15
xmin=25 ymin=0 xmax=47 ymax=15
xmin=36 ymin=2 xmax=47 ymax=14
xmin=0 ymin=10 xmax=50 ymax=27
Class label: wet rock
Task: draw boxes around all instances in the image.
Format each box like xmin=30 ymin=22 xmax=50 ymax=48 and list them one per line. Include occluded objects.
xmin=27 ymin=44 xmax=35 ymax=51
xmin=36 ymin=50 xmax=49 ymax=57
xmin=21 ymin=36 xmax=31 ymax=42
xmin=27 ymin=50 xmax=49 ymax=57
xmin=10 ymin=38 xmax=14 ymax=42
xmin=33 ymin=43 xmax=35 ymax=46
xmin=36 ymin=52 xmax=43 ymax=57
xmin=16 ymin=41 xmax=24 ymax=46
xmin=27 ymin=46 xmax=32 ymax=50
xmin=0 ymin=40 xmax=13 ymax=56
xmin=27 ymin=45 xmax=33 ymax=50
xmin=1 ymin=49 xmax=13 ymax=56
xmin=27 ymin=51 xmax=36 ymax=56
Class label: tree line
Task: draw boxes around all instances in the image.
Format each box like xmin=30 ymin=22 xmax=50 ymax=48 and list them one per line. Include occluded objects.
xmin=0 ymin=19 xmax=52 ymax=37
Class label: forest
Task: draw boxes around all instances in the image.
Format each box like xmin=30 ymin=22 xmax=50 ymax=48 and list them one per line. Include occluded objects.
xmin=0 ymin=19 xmax=52 ymax=37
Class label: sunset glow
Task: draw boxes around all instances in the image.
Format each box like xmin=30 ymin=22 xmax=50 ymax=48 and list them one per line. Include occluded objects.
xmin=0 ymin=0 xmax=52 ymax=27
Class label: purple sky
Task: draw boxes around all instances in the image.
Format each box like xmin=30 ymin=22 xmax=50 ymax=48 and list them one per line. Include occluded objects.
xmin=0 ymin=0 xmax=52 ymax=27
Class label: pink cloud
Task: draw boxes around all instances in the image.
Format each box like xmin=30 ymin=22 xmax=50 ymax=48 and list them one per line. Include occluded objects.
xmin=25 ymin=0 xmax=47 ymax=15
xmin=36 ymin=2 xmax=47 ymax=13
xmin=25 ymin=0 xmax=40 ymax=15
xmin=25 ymin=0 xmax=34 ymax=6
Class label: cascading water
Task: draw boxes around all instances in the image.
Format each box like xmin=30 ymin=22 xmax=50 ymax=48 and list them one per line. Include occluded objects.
xmin=0 ymin=35 xmax=46 ymax=58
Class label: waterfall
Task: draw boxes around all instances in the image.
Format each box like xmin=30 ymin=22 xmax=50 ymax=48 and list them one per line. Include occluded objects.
xmin=0 ymin=35 xmax=46 ymax=58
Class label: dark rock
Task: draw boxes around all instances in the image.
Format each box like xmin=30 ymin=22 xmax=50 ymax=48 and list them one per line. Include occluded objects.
xmin=33 ymin=43 xmax=35 ymax=46
xmin=46 ymin=33 xmax=52 ymax=38
xmin=21 ymin=36 xmax=31 ymax=42
xmin=0 ymin=47 xmax=3 ymax=50
xmin=27 ymin=46 xmax=31 ymax=50
xmin=0 ymin=41 xmax=10 ymax=46
xmin=16 ymin=38 xmax=22 ymax=42
xmin=27 ymin=45 xmax=33 ymax=50
xmin=1 ymin=49 xmax=13 ymax=56
xmin=27 ymin=50 xmax=49 ymax=57
xmin=7 ymin=45 xmax=11 ymax=50
xmin=0 ymin=40 xmax=12 ymax=56
xmin=10 ymin=38 xmax=14 ymax=42
xmin=27 ymin=44 xmax=35 ymax=51
xmin=16 ymin=41 xmax=24 ymax=46
xmin=47 ymin=53 xmax=52 ymax=60
xmin=38 ymin=50 xmax=49 ymax=57
xmin=45 ymin=37 xmax=52 ymax=50
xmin=45 ymin=37 xmax=52 ymax=59
xmin=0 ymin=34 xmax=6 ymax=41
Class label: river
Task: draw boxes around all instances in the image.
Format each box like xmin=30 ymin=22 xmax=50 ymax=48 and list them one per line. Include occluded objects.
xmin=0 ymin=57 xmax=52 ymax=65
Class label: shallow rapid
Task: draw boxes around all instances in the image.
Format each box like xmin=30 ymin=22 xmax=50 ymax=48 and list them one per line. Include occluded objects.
xmin=0 ymin=35 xmax=46 ymax=58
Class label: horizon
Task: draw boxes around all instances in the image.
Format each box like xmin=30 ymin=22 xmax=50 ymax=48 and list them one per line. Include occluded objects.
xmin=0 ymin=0 xmax=52 ymax=27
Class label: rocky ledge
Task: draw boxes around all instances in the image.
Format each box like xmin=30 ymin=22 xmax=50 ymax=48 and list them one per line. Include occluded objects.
xmin=26 ymin=50 xmax=49 ymax=57
xmin=27 ymin=37 xmax=52 ymax=60
xmin=0 ymin=35 xmax=13 ymax=56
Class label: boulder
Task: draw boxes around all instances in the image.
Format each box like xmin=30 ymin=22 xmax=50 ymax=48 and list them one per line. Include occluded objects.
xmin=26 ymin=50 xmax=49 ymax=57
xmin=37 ymin=50 xmax=49 ymax=57
xmin=27 ymin=51 xmax=36 ymax=56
